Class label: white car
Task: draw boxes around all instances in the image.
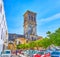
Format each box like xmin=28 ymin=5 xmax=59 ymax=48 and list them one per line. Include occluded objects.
xmin=1 ymin=50 xmax=11 ymax=57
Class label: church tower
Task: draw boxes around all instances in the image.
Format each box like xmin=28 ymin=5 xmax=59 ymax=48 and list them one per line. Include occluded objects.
xmin=23 ymin=10 xmax=37 ymax=41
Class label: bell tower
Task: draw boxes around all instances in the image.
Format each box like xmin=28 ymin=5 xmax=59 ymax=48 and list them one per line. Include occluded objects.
xmin=23 ymin=10 xmax=37 ymax=41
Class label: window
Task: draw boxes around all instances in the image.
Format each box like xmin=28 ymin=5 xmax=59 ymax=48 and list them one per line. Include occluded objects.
xmin=28 ymin=25 xmax=32 ymax=34
xmin=28 ymin=14 xmax=30 ymax=20
xmin=0 ymin=4 xmax=2 ymax=13
xmin=34 ymin=16 xmax=36 ymax=21
xmin=31 ymin=16 xmax=33 ymax=21
xmin=19 ymin=41 xmax=21 ymax=44
xmin=3 ymin=15 xmax=6 ymax=27
xmin=32 ymin=37 xmax=34 ymax=41
xmin=1 ymin=28 xmax=3 ymax=40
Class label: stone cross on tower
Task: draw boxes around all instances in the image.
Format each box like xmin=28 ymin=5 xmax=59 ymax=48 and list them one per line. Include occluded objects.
xmin=23 ymin=10 xmax=37 ymax=41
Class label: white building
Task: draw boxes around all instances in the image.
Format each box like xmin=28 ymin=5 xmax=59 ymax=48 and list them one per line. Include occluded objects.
xmin=0 ymin=0 xmax=8 ymax=54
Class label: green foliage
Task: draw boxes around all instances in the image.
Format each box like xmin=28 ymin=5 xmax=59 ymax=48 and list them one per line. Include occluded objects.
xmin=17 ymin=28 xmax=60 ymax=49
xmin=41 ymin=38 xmax=51 ymax=49
xmin=17 ymin=38 xmax=51 ymax=49
xmin=46 ymin=28 xmax=60 ymax=46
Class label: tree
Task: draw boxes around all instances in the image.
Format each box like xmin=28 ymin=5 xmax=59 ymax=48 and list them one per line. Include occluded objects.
xmin=46 ymin=28 xmax=60 ymax=46
xmin=46 ymin=31 xmax=51 ymax=35
xmin=28 ymin=41 xmax=36 ymax=49
xmin=46 ymin=31 xmax=51 ymax=37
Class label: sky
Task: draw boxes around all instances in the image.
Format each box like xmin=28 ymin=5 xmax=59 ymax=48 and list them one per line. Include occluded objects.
xmin=3 ymin=0 xmax=60 ymax=37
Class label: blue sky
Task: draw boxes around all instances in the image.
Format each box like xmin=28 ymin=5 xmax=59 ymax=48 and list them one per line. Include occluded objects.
xmin=3 ymin=0 xmax=60 ymax=37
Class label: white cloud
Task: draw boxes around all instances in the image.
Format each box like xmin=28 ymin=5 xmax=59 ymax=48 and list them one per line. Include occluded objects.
xmin=38 ymin=13 xmax=60 ymax=25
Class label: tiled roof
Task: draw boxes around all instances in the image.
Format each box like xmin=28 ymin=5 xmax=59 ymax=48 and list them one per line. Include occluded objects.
xmin=8 ymin=33 xmax=24 ymax=41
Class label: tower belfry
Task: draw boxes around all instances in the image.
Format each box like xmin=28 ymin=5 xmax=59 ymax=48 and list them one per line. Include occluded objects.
xmin=23 ymin=10 xmax=37 ymax=40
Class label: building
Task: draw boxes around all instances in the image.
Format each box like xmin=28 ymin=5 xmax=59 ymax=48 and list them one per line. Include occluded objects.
xmin=8 ymin=42 xmax=16 ymax=50
xmin=14 ymin=34 xmax=27 ymax=45
xmin=15 ymin=37 xmax=27 ymax=45
xmin=8 ymin=11 xmax=43 ymax=50
xmin=8 ymin=33 xmax=27 ymax=50
xmin=0 ymin=0 xmax=8 ymax=52
xmin=23 ymin=10 xmax=37 ymax=41
xmin=8 ymin=33 xmax=17 ymax=41
xmin=8 ymin=11 xmax=41 ymax=45
xmin=8 ymin=33 xmax=27 ymax=45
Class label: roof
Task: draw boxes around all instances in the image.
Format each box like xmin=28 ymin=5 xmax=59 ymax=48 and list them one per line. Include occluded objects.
xmin=23 ymin=10 xmax=36 ymax=16
xmin=16 ymin=34 xmax=24 ymax=38
xmin=8 ymin=33 xmax=24 ymax=41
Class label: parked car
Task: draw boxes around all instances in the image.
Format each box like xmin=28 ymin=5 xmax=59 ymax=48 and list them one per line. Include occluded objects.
xmin=33 ymin=51 xmax=50 ymax=57
xmin=22 ymin=50 xmax=39 ymax=57
xmin=1 ymin=50 xmax=11 ymax=57
xmin=51 ymin=51 xmax=60 ymax=57
xmin=46 ymin=49 xmax=53 ymax=54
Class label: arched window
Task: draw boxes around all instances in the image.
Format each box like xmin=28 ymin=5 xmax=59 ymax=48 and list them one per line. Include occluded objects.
xmin=28 ymin=14 xmax=30 ymax=20
xmin=31 ymin=16 xmax=33 ymax=21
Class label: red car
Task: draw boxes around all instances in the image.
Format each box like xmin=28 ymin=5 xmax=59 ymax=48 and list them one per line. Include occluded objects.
xmin=33 ymin=51 xmax=50 ymax=57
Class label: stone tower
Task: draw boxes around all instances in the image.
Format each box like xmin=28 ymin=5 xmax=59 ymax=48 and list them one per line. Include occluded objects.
xmin=23 ymin=10 xmax=37 ymax=41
